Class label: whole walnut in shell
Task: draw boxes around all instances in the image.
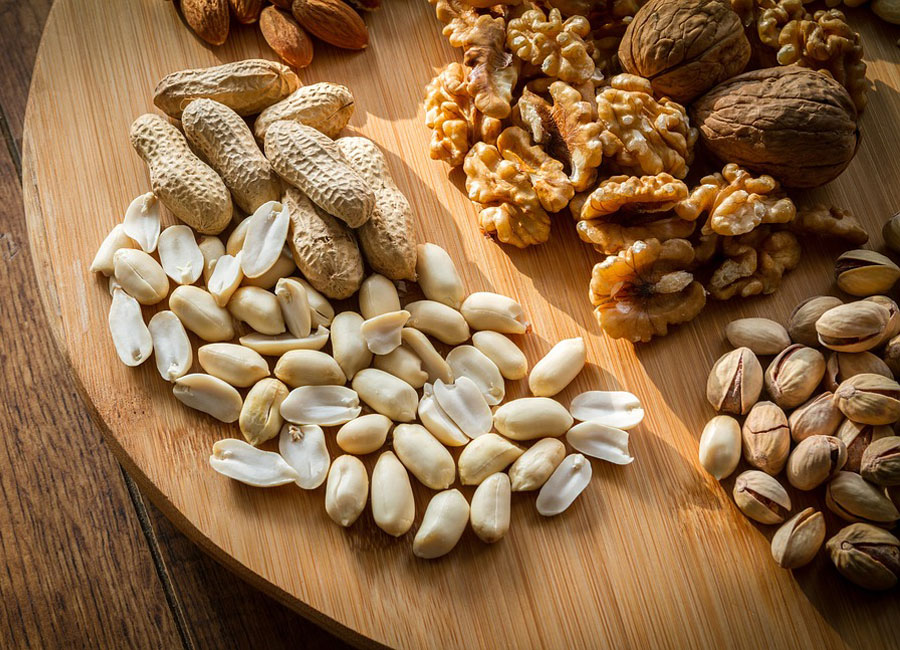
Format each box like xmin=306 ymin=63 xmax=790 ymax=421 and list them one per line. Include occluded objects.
xmin=618 ymin=0 xmax=751 ymax=103
xmin=691 ymin=66 xmax=859 ymax=188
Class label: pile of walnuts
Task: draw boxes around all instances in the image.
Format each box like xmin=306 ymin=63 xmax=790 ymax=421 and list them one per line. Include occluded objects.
xmin=423 ymin=0 xmax=872 ymax=343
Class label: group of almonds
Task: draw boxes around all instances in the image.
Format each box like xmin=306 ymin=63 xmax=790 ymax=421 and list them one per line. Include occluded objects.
xmin=699 ymin=243 xmax=900 ymax=590
xmin=91 ymin=60 xmax=647 ymax=559
xmin=168 ymin=0 xmax=374 ymax=68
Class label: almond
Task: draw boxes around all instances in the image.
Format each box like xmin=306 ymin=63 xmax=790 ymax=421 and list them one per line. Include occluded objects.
xmin=291 ymin=0 xmax=368 ymax=50
xmin=181 ymin=0 xmax=230 ymax=46
xmin=228 ymin=0 xmax=264 ymax=23
xmin=260 ymin=6 xmax=314 ymax=68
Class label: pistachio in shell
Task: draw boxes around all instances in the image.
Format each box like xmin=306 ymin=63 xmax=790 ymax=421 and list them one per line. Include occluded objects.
xmin=826 ymin=523 xmax=900 ymax=590
xmin=836 ymin=419 xmax=893 ymax=472
xmin=824 ymin=351 xmax=893 ymax=393
xmin=833 ymin=373 xmax=900 ymax=426
xmin=866 ymin=295 xmax=900 ymax=345
xmin=835 ymin=250 xmax=900 ymax=297
xmin=861 ymin=436 xmax=900 ymax=486
xmin=764 ymin=344 xmax=825 ymax=409
xmin=883 ymin=212 xmax=900 ymax=254
xmin=789 ymin=392 xmax=843 ymax=442
xmin=733 ymin=470 xmax=791 ymax=524
xmin=706 ymin=347 xmax=763 ymax=415
xmin=725 ymin=318 xmax=790 ymax=356
xmin=788 ymin=296 xmax=842 ymax=347
xmin=786 ymin=435 xmax=847 ymax=491
xmin=771 ymin=508 xmax=826 ymax=569
xmin=816 ymin=301 xmax=890 ymax=353
xmin=825 ymin=471 xmax=900 ymax=526
xmin=741 ymin=401 xmax=790 ymax=475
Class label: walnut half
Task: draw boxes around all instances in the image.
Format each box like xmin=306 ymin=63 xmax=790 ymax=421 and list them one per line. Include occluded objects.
xmin=506 ymin=5 xmax=596 ymax=84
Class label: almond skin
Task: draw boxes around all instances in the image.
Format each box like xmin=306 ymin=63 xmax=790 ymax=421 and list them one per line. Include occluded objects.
xmin=291 ymin=0 xmax=369 ymax=50
xmin=181 ymin=0 xmax=230 ymax=46
xmin=260 ymin=6 xmax=314 ymax=68
xmin=229 ymin=0 xmax=264 ymax=23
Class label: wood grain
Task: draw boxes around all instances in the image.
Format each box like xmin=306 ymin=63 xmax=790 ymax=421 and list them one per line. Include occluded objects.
xmin=21 ymin=0 xmax=900 ymax=648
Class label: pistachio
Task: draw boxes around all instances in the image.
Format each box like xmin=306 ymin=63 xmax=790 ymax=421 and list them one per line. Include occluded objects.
xmin=741 ymin=401 xmax=791 ymax=475
xmin=698 ymin=415 xmax=741 ymax=480
xmin=834 ymin=373 xmax=900 ymax=425
xmin=826 ymin=471 xmax=900 ymax=526
xmin=826 ymin=523 xmax=900 ymax=590
xmin=733 ymin=470 xmax=791 ymax=524
xmin=788 ymin=296 xmax=842 ymax=347
xmin=824 ymin=351 xmax=893 ymax=393
xmin=835 ymin=249 xmax=900 ymax=297
xmin=884 ymin=333 xmax=900 ymax=377
xmin=725 ymin=318 xmax=791 ymax=356
xmin=771 ymin=508 xmax=826 ymax=569
xmin=866 ymin=295 xmax=900 ymax=345
xmin=706 ymin=347 xmax=763 ymax=415
xmin=836 ymin=419 xmax=893 ymax=472
xmin=861 ymin=436 xmax=900 ymax=486
xmin=789 ymin=392 xmax=843 ymax=442
xmin=786 ymin=435 xmax=847 ymax=491
xmin=888 ymin=485 xmax=900 ymax=510
xmin=764 ymin=344 xmax=825 ymax=409
xmin=884 ymin=212 xmax=900 ymax=254
xmin=816 ymin=301 xmax=890 ymax=353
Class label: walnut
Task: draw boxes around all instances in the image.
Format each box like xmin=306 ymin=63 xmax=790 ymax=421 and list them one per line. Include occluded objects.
xmin=515 ymin=81 xmax=605 ymax=191
xmin=579 ymin=215 xmax=696 ymax=255
xmin=595 ymin=74 xmax=698 ymax=179
xmin=776 ymin=9 xmax=868 ymax=112
xmin=496 ymin=126 xmax=575 ymax=212
xmin=460 ymin=0 xmax=522 ymax=7
xmin=463 ymin=142 xmax=551 ymax=247
xmin=590 ymin=238 xmax=707 ymax=342
xmin=586 ymin=20 xmax=630 ymax=77
xmin=675 ymin=163 xmax=796 ymax=236
xmin=506 ymin=5 xmax=595 ymax=84
xmin=691 ymin=66 xmax=859 ymax=188
xmin=708 ymin=228 xmax=801 ymax=299
xmin=756 ymin=0 xmax=812 ymax=48
xmin=790 ymin=204 xmax=869 ymax=245
xmin=579 ymin=173 xmax=688 ymax=219
xmin=431 ymin=0 xmax=479 ymax=46
xmin=618 ymin=0 xmax=751 ymax=103
xmin=424 ymin=63 xmax=503 ymax=166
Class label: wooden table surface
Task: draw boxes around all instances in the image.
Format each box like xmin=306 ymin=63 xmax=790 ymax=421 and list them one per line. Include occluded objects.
xmin=0 ymin=2 xmax=350 ymax=647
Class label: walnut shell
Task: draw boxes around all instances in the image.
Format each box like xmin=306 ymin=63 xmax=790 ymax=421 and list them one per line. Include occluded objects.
xmin=618 ymin=0 xmax=750 ymax=104
xmin=691 ymin=66 xmax=859 ymax=188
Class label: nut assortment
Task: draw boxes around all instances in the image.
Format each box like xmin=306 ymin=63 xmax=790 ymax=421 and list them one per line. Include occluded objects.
xmin=423 ymin=0 xmax=875 ymax=342
xmin=701 ymin=288 xmax=900 ymax=589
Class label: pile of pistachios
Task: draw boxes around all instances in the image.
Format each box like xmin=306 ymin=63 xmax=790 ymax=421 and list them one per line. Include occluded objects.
xmin=700 ymin=249 xmax=900 ymax=590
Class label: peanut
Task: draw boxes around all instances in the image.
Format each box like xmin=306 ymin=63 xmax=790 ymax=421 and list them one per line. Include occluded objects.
xmin=405 ymin=300 xmax=470 ymax=345
xmin=371 ymin=451 xmax=415 ymax=537
xmin=240 ymin=201 xmax=290 ymax=279
xmin=415 ymin=243 xmax=464 ymax=309
xmin=508 ymin=438 xmax=566 ymax=491
xmin=199 ymin=236 xmax=226 ymax=283
xmin=413 ymin=489 xmax=469 ymax=559
xmin=324 ymin=455 xmax=368 ymax=527
xmin=274 ymin=277 xmax=312 ymax=338
xmin=528 ymin=337 xmax=587 ymax=397
xmin=169 ymin=285 xmax=235 ymax=342
xmin=352 ymin=368 xmax=418 ymax=422
xmin=198 ymin=343 xmax=270 ymax=388
xmin=254 ymin=82 xmax=354 ymax=140
xmin=392 ymin=424 xmax=456 ymax=490
xmin=90 ymin=224 xmax=136 ymax=276
xmin=460 ymin=292 xmax=529 ymax=334
xmin=122 ymin=192 xmax=160 ymax=253
xmin=331 ymin=311 xmax=371 ymax=379
xmin=228 ymin=286 xmax=285 ymax=335
xmin=470 ymin=473 xmax=511 ymax=543
xmin=240 ymin=378 xmax=289 ymax=445
xmin=373 ymin=346 xmax=428 ymax=389
xmin=458 ymin=433 xmax=524 ymax=485
xmin=173 ymin=373 xmax=243 ymax=423
xmin=108 ymin=288 xmax=153 ymax=367
xmin=336 ymin=414 xmax=392 ymax=455
xmin=401 ymin=327 xmax=452 ymax=383
xmin=113 ymin=249 xmax=169 ymax=305
xmin=279 ymin=423 xmax=330 ymax=489
xmin=361 ymin=310 xmax=410 ymax=355
xmin=157 ymin=225 xmax=204 ymax=285
xmin=358 ymin=274 xmax=400 ymax=319
xmin=493 ymin=397 xmax=574 ymax=440
xmin=239 ymin=327 xmax=330 ymax=356
xmin=148 ymin=311 xmax=192 ymax=381
xmin=274 ymin=349 xmax=346 ymax=387
xmin=471 ymin=330 xmax=527 ymax=380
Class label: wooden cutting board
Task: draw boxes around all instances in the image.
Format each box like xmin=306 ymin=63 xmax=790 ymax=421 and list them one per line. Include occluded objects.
xmin=22 ymin=0 xmax=900 ymax=647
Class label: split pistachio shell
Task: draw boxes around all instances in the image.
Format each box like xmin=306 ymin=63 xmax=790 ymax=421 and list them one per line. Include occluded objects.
xmin=113 ymin=249 xmax=169 ymax=305
xmin=373 ymin=346 xmax=428 ymax=388
xmin=764 ymin=344 xmax=826 ymax=409
xmin=418 ymin=391 xmax=469 ymax=447
xmin=834 ymin=373 xmax=900 ymax=425
xmin=90 ymin=224 xmax=136 ymax=275
xmin=733 ymin=470 xmax=792 ymax=524
xmin=816 ymin=301 xmax=890 ymax=353
xmin=336 ymin=414 xmax=392 ymax=455
xmin=433 ymin=377 xmax=493 ymax=438
xmin=405 ymin=300 xmax=470 ymax=345
xmin=240 ymin=378 xmax=288 ymax=445
xmin=241 ymin=200 xmax=289 ymax=278
xmin=827 ymin=523 xmax=900 ymax=591
xmin=209 ymin=438 xmax=299 ymax=487
xmin=392 ymin=423 xmax=456 ymax=489
xmin=789 ymin=295 xmax=842 ymax=347
xmin=529 ymin=337 xmax=586 ymax=397
xmin=771 ymin=508 xmax=826 ymax=569
xmin=536 ymin=453 xmax=592 ymax=516
xmin=274 ymin=349 xmax=346 ymax=387
xmin=835 ymin=250 xmax=900 ymax=297
xmin=207 ymin=252 xmax=244 ymax=306
xmin=108 ymin=288 xmax=153 ymax=367
xmin=826 ymin=471 xmax=900 ymax=525
xmin=280 ymin=385 xmax=361 ymax=426
xmin=198 ymin=343 xmax=270 ymax=387
xmin=325 ymin=455 xmax=368 ymax=527
xmin=289 ymin=276 xmax=334 ymax=327
xmin=493 ymin=397 xmax=574 ymax=441
xmin=401 ymin=328 xmax=452 ymax=383
xmin=786 ymin=435 xmax=847 ymax=491
xmin=275 ymin=277 xmax=311 ymax=338
xmin=371 ymin=451 xmax=415 ymax=537
xmin=158 ymin=225 xmax=203 ymax=285
xmin=725 ymin=318 xmax=791 ymax=356
xmin=331 ymin=311 xmax=372 ymax=380
xmin=279 ymin=423 xmax=330 ymax=489
xmin=837 ymin=420 xmax=893 ymax=472
xmin=361 ymin=310 xmax=410 ymax=354
xmin=239 ymin=326 xmax=329 ymax=355
xmin=698 ymin=416 xmax=741 ymax=480
xmin=148 ymin=310 xmax=192 ymax=381
xmin=415 ymin=243 xmax=465 ymax=309
xmin=413 ymin=489 xmax=470 ymax=559
xmin=359 ymin=274 xmax=401 ymax=319
xmin=470 ymin=473 xmax=511 ymax=543
xmin=471 ymin=330 xmax=527 ymax=380
xmin=446 ymin=345 xmax=505 ymax=405
xmin=352 ymin=368 xmax=419 ymax=422
xmin=566 ymin=421 xmax=634 ymax=465
xmin=173 ymin=373 xmax=243 ymax=423
xmin=243 ymin=248 xmax=296 ymax=289
xmin=458 ymin=433 xmax=524 ymax=485
xmin=198 ymin=235 xmax=225 ymax=283
xmin=460 ymin=292 xmax=529 ymax=334
xmin=228 ymin=286 xmax=285 ymax=335
xmin=570 ymin=391 xmax=644 ymax=430
xmin=509 ymin=438 xmax=566 ymax=491
xmin=707 ymin=347 xmax=763 ymax=414
xmin=169 ymin=285 xmax=235 ymax=342
xmin=122 ymin=192 xmax=160 ymax=253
